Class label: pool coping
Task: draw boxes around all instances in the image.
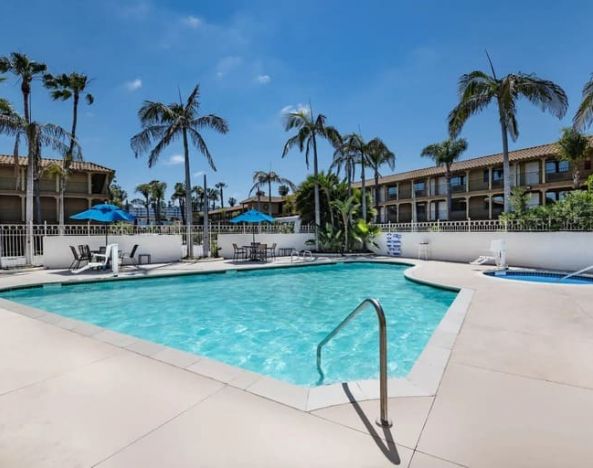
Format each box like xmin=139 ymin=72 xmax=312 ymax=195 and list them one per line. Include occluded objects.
xmin=0 ymin=258 xmax=473 ymax=412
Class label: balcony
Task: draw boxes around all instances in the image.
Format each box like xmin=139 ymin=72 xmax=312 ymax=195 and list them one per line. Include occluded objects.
xmin=0 ymin=176 xmax=18 ymax=191
xmin=450 ymin=184 xmax=466 ymax=194
xmin=414 ymin=189 xmax=427 ymax=198
xmin=546 ymin=171 xmax=572 ymax=183
xmin=66 ymin=180 xmax=89 ymax=194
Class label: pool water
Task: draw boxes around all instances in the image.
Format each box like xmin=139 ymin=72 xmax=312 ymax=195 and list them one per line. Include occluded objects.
xmin=485 ymin=270 xmax=593 ymax=285
xmin=1 ymin=263 xmax=457 ymax=386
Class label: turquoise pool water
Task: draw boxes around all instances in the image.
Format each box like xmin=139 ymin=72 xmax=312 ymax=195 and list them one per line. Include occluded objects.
xmin=0 ymin=262 xmax=457 ymax=386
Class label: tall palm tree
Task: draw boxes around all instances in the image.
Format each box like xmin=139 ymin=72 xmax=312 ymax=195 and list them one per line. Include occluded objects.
xmin=421 ymin=138 xmax=468 ymax=220
xmin=574 ymin=75 xmax=593 ymax=130
xmin=282 ymin=107 xmax=339 ymax=246
xmin=192 ymin=185 xmax=205 ymax=212
xmin=215 ymin=182 xmax=227 ymax=208
xmin=448 ymin=54 xmax=568 ymax=212
xmin=171 ymin=182 xmax=186 ymax=224
xmin=0 ymin=52 xmax=47 ymax=222
xmin=250 ymin=170 xmax=296 ymax=215
xmin=0 ymin=110 xmax=76 ymax=262
xmin=131 ymin=84 xmax=228 ymax=257
xmin=43 ymin=72 xmax=94 ymax=226
xmin=135 ymin=183 xmax=152 ymax=224
xmin=207 ymin=187 xmax=218 ymax=211
xmin=149 ymin=180 xmax=167 ymax=224
xmin=366 ymin=138 xmax=395 ymax=220
xmin=557 ymin=128 xmax=593 ymax=188
xmin=330 ymin=134 xmax=357 ymax=201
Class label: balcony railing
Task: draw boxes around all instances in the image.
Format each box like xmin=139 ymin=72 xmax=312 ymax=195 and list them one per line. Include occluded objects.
xmin=545 ymin=171 xmax=572 ymax=183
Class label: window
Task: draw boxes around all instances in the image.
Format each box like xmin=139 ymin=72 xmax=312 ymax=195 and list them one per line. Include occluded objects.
xmin=91 ymin=174 xmax=106 ymax=194
xmin=545 ymin=190 xmax=569 ymax=203
xmin=450 ymin=175 xmax=466 ymax=187
xmin=451 ymin=198 xmax=466 ymax=212
xmin=492 ymin=168 xmax=503 ymax=181
xmin=387 ymin=185 xmax=397 ymax=200
xmin=386 ymin=206 xmax=397 ymax=222
xmin=546 ymin=159 xmax=569 ymax=174
xmin=414 ymin=181 xmax=426 ymax=196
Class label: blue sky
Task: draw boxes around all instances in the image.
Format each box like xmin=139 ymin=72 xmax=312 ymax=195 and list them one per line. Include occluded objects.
xmin=1 ymin=0 xmax=592 ymax=203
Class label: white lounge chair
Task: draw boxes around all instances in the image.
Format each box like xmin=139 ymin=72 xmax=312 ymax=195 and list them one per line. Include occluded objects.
xmin=470 ymin=239 xmax=507 ymax=268
xmin=71 ymin=244 xmax=118 ymax=274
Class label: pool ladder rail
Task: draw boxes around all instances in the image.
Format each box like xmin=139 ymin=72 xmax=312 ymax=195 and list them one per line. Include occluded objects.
xmin=316 ymin=297 xmax=392 ymax=428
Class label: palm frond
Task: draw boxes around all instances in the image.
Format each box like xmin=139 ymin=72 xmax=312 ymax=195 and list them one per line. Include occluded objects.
xmin=283 ymin=110 xmax=310 ymax=131
xmin=574 ymin=75 xmax=593 ymax=130
xmin=187 ymin=127 xmax=217 ymax=171
xmin=192 ymin=114 xmax=229 ymax=134
xmin=85 ymin=94 xmax=94 ymax=105
xmin=138 ymin=100 xmax=177 ymax=126
xmin=130 ymin=125 xmax=170 ymax=157
xmin=185 ymin=84 xmax=201 ymax=114
xmin=448 ymin=93 xmax=494 ymax=137
xmin=513 ymin=73 xmax=568 ymax=119
xmin=147 ymin=125 xmax=180 ymax=168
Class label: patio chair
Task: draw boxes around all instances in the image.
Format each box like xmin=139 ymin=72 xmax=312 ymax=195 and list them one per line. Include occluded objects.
xmin=232 ymin=243 xmax=247 ymax=262
xmin=120 ymin=244 xmax=139 ymax=267
xmin=69 ymin=246 xmax=87 ymax=270
xmin=71 ymin=244 xmax=116 ymax=274
xmin=470 ymin=239 xmax=507 ymax=268
xmin=77 ymin=245 xmax=91 ymax=263
xmin=256 ymin=243 xmax=268 ymax=262
xmin=266 ymin=243 xmax=277 ymax=261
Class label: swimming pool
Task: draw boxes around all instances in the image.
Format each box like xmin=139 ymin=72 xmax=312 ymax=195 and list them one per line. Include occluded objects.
xmin=485 ymin=270 xmax=593 ymax=285
xmin=0 ymin=262 xmax=457 ymax=386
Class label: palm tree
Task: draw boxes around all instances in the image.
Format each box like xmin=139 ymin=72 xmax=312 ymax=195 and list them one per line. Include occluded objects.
xmin=131 ymin=84 xmax=228 ymax=257
xmin=215 ymin=182 xmax=227 ymax=208
xmin=337 ymin=133 xmax=390 ymax=220
xmin=314 ymin=173 xmax=336 ymax=227
xmin=557 ymin=128 xmax=593 ymax=188
xmin=43 ymin=72 xmax=94 ymax=226
xmin=207 ymin=187 xmax=218 ymax=211
xmin=448 ymin=53 xmax=568 ymax=212
xmin=171 ymin=182 xmax=187 ymax=224
xmin=135 ymin=183 xmax=152 ymax=224
xmin=255 ymin=190 xmax=265 ymax=211
xmin=278 ymin=184 xmax=290 ymax=197
xmin=421 ymin=138 xmax=468 ymax=220
xmin=365 ymin=138 xmax=395 ymax=220
xmin=108 ymin=180 xmax=127 ymax=208
xmin=228 ymin=196 xmax=237 ymax=207
xmin=250 ymin=170 xmax=296 ymax=215
xmin=332 ymin=196 xmax=359 ymax=252
xmin=149 ymin=180 xmax=167 ymax=224
xmin=0 ymin=110 xmax=77 ymax=262
xmin=192 ymin=185 xmax=205 ymax=212
xmin=574 ymin=75 xmax=593 ymax=130
xmin=282 ymin=107 xmax=339 ymax=247
xmin=330 ymin=134 xmax=357 ymax=201
xmin=0 ymin=52 xmax=47 ymax=222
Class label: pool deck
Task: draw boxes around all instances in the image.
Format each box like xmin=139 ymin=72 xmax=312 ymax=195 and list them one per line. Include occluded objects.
xmin=1 ymin=258 xmax=593 ymax=467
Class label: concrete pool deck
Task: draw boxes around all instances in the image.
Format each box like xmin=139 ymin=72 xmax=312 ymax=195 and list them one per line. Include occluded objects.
xmin=1 ymin=258 xmax=593 ymax=466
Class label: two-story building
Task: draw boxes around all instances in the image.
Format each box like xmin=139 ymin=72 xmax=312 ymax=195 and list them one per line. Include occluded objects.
xmin=0 ymin=156 xmax=115 ymax=223
xmin=356 ymin=141 xmax=593 ymax=223
xmin=206 ymin=195 xmax=288 ymax=222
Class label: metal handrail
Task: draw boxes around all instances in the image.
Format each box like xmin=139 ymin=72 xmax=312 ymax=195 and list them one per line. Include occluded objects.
xmin=561 ymin=264 xmax=593 ymax=281
xmin=316 ymin=298 xmax=392 ymax=428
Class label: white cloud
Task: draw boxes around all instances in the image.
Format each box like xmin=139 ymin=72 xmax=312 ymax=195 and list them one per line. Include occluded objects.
xmin=166 ymin=154 xmax=185 ymax=165
xmin=255 ymin=74 xmax=271 ymax=85
xmin=182 ymin=15 xmax=202 ymax=29
xmin=124 ymin=78 xmax=143 ymax=91
xmin=193 ymin=171 xmax=205 ymax=177
xmin=215 ymin=56 xmax=242 ymax=79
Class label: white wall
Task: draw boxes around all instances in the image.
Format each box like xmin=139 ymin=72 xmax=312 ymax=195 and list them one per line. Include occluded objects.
xmin=218 ymin=233 xmax=315 ymax=259
xmin=44 ymin=234 xmax=183 ymax=268
xmin=372 ymin=231 xmax=593 ymax=271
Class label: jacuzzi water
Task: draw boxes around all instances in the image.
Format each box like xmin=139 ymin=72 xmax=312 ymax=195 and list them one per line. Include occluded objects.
xmin=485 ymin=270 xmax=593 ymax=285
xmin=0 ymin=262 xmax=457 ymax=386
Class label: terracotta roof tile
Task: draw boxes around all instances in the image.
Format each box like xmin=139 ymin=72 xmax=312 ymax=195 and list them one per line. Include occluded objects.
xmin=0 ymin=155 xmax=114 ymax=174
xmin=353 ymin=140 xmax=584 ymax=187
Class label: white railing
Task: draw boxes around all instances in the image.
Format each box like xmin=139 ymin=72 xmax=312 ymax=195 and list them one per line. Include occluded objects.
xmin=375 ymin=219 xmax=593 ymax=233
xmin=0 ymin=223 xmax=315 ymax=261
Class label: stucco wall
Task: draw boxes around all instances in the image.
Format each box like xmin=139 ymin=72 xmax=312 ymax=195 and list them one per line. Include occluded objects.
xmin=371 ymin=231 xmax=593 ymax=271
xmin=43 ymin=234 xmax=183 ymax=269
xmin=217 ymin=233 xmax=315 ymax=259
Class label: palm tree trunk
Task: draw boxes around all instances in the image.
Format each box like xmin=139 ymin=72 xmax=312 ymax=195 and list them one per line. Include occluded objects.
xmin=179 ymin=199 xmax=186 ymax=225
xmin=182 ymin=128 xmax=193 ymax=258
xmin=361 ymin=159 xmax=367 ymax=220
xmin=499 ymin=120 xmax=511 ymax=213
xmin=324 ymin=188 xmax=334 ymax=227
xmin=70 ymin=94 xmax=79 ymax=155
xmin=220 ymin=187 xmax=224 ymax=208
xmin=573 ymin=166 xmax=581 ymax=189
xmin=312 ymin=134 xmax=320 ymax=250
xmin=445 ymin=170 xmax=452 ymax=220
xmin=374 ymin=170 xmax=380 ymax=222
xmin=343 ymin=213 xmax=348 ymax=253
xmin=257 ymin=193 xmax=261 ymax=211
xmin=145 ymin=198 xmax=150 ymax=225
xmin=268 ymin=181 xmax=272 ymax=216
xmin=58 ymin=176 xmax=65 ymax=232
xmin=25 ymin=125 xmax=36 ymax=264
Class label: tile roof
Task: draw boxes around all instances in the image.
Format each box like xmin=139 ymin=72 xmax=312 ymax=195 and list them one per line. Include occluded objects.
xmin=240 ymin=195 xmax=286 ymax=204
xmin=0 ymin=155 xmax=114 ymax=174
xmin=353 ymin=140 xmax=581 ymax=186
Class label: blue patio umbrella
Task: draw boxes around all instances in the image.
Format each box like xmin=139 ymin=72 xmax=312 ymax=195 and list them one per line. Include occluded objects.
xmin=70 ymin=203 xmax=135 ymax=244
xmin=230 ymin=209 xmax=274 ymax=242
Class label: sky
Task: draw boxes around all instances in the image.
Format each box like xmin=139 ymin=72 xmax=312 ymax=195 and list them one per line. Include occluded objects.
xmin=1 ymin=0 xmax=592 ymax=204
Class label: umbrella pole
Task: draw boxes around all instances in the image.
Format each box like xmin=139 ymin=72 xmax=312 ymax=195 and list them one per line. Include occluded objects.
xmin=252 ymin=224 xmax=255 ymax=243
